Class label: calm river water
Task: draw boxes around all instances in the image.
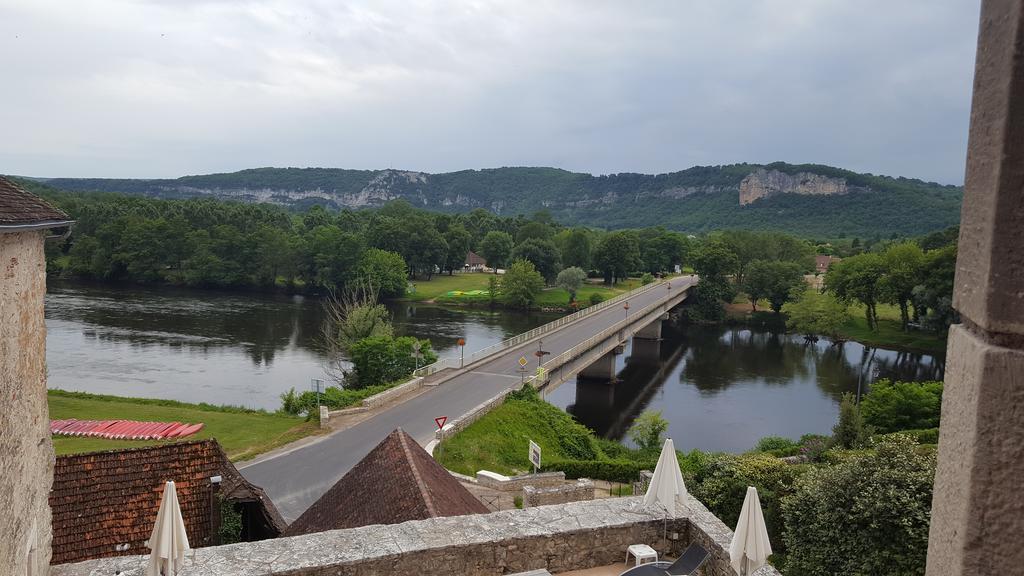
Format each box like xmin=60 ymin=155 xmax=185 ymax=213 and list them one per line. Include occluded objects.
xmin=46 ymin=282 xmax=944 ymax=452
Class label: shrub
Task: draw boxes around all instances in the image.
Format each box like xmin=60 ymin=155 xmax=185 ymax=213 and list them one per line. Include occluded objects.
xmin=640 ymin=272 xmax=655 ymax=285
xmin=589 ymin=292 xmax=605 ymax=306
xmin=782 ymin=435 xmax=936 ymax=576
xmin=754 ymin=435 xmax=799 ymax=453
xmin=348 ymin=336 xmax=437 ymax=389
xmin=798 ymin=436 xmax=829 ymax=463
xmin=542 ymin=459 xmax=658 ymax=483
xmin=690 ymin=453 xmax=800 ymax=555
xmin=831 ymin=393 xmax=871 ymax=449
xmin=500 ymin=259 xmax=545 ymax=308
xmin=876 ymin=427 xmax=939 ymax=445
xmin=861 ymin=379 xmax=943 ymax=434
xmin=627 ymin=410 xmax=669 ymax=453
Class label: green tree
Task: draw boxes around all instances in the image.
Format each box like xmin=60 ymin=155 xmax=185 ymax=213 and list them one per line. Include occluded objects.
xmin=783 ymin=291 xmax=850 ymax=341
xmin=555 ymin=266 xmax=587 ymax=304
xmin=356 ymin=248 xmax=408 ymax=298
xmin=860 ymin=379 xmax=943 ymax=434
xmin=880 ymin=242 xmax=925 ymax=331
xmin=443 ymin=226 xmax=473 ymax=275
xmin=627 ymin=410 xmax=669 ymax=452
xmin=500 ymin=259 xmax=545 ymax=308
xmin=782 ymin=435 xmax=935 ymax=576
xmin=912 ymin=245 xmax=957 ymax=330
xmin=825 ymin=253 xmax=887 ymax=330
xmin=742 ymin=260 xmax=806 ymax=312
xmin=347 ymin=336 xmax=437 ymax=389
xmin=831 ymin=393 xmax=870 ymax=449
xmin=511 ymin=238 xmax=562 ymax=283
xmin=593 ymin=231 xmax=642 ymax=284
xmin=479 ymin=231 xmax=514 ymax=273
xmin=515 ymin=221 xmax=554 ymax=243
xmin=561 ymin=228 xmax=593 ymax=270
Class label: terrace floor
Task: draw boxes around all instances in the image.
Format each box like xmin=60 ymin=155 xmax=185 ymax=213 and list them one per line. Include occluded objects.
xmin=557 ymin=558 xmax=674 ymax=576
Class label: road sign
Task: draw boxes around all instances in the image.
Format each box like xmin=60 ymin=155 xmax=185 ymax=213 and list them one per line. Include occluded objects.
xmin=518 ymin=356 xmax=529 ymax=367
xmin=434 ymin=416 xmax=448 ymax=430
xmin=528 ymin=440 xmax=542 ymax=471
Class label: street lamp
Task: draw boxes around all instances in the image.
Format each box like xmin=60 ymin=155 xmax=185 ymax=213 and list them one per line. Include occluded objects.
xmin=624 ymin=301 xmax=630 ymax=319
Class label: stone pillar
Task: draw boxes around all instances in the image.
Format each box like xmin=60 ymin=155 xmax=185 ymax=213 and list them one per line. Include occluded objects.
xmin=630 ymin=338 xmax=662 ymax=364
xmin=634 ymin=313 xmax=669 ymax=340
xmin=925 ymin=2 xmax=1024 ymax=573
xmin=577 ymin=350 xmax=618 ymax=382
xmin=0 ymin=230 xmax=54 ymax=575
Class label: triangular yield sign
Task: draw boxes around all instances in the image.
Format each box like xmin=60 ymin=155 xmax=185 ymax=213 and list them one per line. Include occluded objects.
xmin=434 ymin=416 xmax=448 ymax=430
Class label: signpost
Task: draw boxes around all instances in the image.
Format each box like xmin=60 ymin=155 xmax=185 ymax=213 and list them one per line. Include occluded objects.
xmin=411 ymin=340 xmax=424 ymax=371
xmin=310 ymin=378 xmax=325 ymax=409
xmin=534 ymin=340 xmax=550 ymax=370
xmin=528 ymin=440 xmax=542 ymax=473
xmin=458 ymin=338 xmax=466 ymax=368
xmin=517 ymin=356 xmax=529 ymax=383
xmin=434 ymin=416 xmax=448 ymax=430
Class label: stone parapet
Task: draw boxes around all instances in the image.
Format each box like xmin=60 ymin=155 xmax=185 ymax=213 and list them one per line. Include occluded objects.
xmin=522 ymin=479 xmax=594 ymax=508
xmin=52 ymin=496 xmax=782 ymax=576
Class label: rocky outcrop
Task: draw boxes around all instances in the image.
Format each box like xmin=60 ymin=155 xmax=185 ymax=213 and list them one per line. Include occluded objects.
xmin=739 ymin=168 xmax=849 ymax=206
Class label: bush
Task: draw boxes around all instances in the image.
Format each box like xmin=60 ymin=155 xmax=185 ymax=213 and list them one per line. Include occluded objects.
xmin=876 ymin=427 xmax=939 ymax=445
xmin=831 ymin=393 xmax=871 ymax=449
xmin=782 ymin=435 xmax=936 ymax=576
xmin=500 ymin=259 xmax=545 ymax=308
xmin=690 ymin=453 xmax=800 ymax=556
xmin=589 ymin=292 xmax=605 ymax=306
xmin=754 ymin=435 xmax=799 ymax=453
xmin=640 ymin=272 xmax=654 ymax=285
xmin=542 ymin=459 xmax=658 ymax=483
xmin=861 ymin=379 xmax=943 ymax=434
xmin=279 ymin=381 xmax=400 ymax=416
xmin=627 ymin=410 xmax=669 ymax=453
xmin=348 ymin=336 xmax=437 ymax=389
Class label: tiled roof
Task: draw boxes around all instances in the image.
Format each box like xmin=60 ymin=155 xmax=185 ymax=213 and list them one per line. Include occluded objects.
xmin=0 ymin=175 xmax=70 ymax=226
xmin=466 ymin=251 xmax=487 ymax=266
xmin=50 ymin=439 xmax=286 ymax=565
xmin=284 ymin=428 xmax=488 ymax=536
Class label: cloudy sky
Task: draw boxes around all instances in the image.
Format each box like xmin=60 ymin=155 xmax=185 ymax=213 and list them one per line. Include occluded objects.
xmin=0 ymin=0 xmax=980 ymax=183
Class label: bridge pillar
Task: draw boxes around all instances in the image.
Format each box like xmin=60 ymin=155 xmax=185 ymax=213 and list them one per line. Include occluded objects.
xmin=635 ymin=313 xmax=670 ymax=340
xmin=577 ymin=349 xmax=620 ymax=383
xmin=630 ymin=338 xmax=661 ymax=365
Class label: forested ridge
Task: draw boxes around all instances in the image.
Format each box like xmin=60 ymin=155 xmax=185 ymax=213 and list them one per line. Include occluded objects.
xmin=35 ymin=161 xmax=962 ymax=238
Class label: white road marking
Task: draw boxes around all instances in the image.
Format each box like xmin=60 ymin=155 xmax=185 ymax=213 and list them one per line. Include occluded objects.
xmin=470 ymin=371 xmax=522 ymax=379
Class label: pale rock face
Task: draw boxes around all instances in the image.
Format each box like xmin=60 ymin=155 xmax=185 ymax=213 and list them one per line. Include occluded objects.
xmin=739 ymin=168 xmax=849 ymax=206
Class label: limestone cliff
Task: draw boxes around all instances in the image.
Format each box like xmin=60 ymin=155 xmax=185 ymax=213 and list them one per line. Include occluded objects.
xmin=739 ymin=168 xmax=849 ymax=206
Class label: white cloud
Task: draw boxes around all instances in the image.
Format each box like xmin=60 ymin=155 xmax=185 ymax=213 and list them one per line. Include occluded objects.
xmin=0 ymin=0 xmax=979 ymax=183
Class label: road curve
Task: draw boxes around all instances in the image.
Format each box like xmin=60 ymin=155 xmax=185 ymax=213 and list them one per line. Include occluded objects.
xmin=241 ymin=275 xmax=696 ymax=521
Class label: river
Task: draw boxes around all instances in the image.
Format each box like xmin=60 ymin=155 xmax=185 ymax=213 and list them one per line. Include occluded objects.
xmin=45 ymin=281 xmax=944 ymax=452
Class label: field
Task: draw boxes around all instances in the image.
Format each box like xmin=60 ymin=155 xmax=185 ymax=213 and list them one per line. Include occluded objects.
xmin=48 ymin=390 xmax=320 ymax=461
xmin=403 ymin=271 xmax=642 ymax=309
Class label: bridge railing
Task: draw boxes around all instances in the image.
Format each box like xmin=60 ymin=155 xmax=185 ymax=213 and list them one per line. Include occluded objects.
xmin=412 ymin=276 xmax=683 ymax=378
xmin=541 ymin=283 xmax=687 ymax=378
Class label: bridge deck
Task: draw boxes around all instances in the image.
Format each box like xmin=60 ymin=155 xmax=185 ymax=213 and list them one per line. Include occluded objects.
xmin=241 ymin=275 xmax=695 ymax=522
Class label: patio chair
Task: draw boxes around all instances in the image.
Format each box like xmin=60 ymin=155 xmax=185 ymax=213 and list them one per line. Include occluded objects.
xmin=618 ymin=544 xmax=709 ymax=576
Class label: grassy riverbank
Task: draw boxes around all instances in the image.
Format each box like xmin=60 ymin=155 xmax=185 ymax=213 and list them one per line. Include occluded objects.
xmin=403 ymin=272 xmax=641 ymax=309
xmin=48 ymin=390 xmax=320 ymax=461
xmin=727 ymin=296 xmax=947 ymax=354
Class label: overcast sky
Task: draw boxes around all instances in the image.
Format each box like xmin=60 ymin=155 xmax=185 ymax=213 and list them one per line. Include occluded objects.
xmin=0 ymin=0 xmax=980 ymax=183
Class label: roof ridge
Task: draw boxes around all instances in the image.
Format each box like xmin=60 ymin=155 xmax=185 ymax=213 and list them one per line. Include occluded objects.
xmin=397 ymin=429 xmax=438 ymax=517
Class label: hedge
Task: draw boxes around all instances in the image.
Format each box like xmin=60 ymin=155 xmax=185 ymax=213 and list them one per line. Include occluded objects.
xmin=541 ymin=459 xmax=658 ymax=483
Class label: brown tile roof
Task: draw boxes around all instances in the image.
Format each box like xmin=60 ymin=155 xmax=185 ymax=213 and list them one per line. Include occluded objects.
xmin=465 ymin=251 xmax=487 ymax=266
xmin=49 ymin=439 xmax=286 ymax=565
xmin=284 ymin=428 xmax=488 ymax=536
xmin=0 ymin=175 xmax=70 ymax=227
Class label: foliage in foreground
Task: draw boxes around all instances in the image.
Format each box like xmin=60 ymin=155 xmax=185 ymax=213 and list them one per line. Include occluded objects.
xmin=861 ymin=379 xmax=943 ymax=434
xmin=782 ymin=435 xmax=936 ymax=576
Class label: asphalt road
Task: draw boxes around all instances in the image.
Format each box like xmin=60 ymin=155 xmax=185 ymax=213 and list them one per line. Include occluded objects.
xmin=241 ymin=275 xmax=695 ymax=521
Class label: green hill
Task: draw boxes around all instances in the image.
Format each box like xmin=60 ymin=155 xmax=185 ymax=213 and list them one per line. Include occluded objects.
xmin=37 ymin=162 xmax=962 ymax=238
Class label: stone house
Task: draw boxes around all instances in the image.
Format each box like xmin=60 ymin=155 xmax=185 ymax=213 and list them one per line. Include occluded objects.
xmin=284 ymin=428 xmax=488 ymax=536
xmin=0 ymin=176 xmax=73 ymax=575
xmin=49 ymin=439 xmax=287 ymax=565
xmin=814 ymin=254 xmax=839 ymax=274
xmin=464 ymin=250 xmax=487 ymax=272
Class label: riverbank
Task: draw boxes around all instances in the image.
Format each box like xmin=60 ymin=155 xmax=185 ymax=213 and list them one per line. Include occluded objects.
xmin=48 ymin=390 xmax=321 ymax=460
xmin=726 ymin=297 xmax=947 ymax=355
xmin=404 ymin=272 xmax=640 ymax=310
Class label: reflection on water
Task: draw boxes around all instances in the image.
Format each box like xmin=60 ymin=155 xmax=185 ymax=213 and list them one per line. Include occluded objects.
xmin=45 ymin=281 xmax=557 ymax=410
xmin=544 ymin=322 xmax=945 ymax=453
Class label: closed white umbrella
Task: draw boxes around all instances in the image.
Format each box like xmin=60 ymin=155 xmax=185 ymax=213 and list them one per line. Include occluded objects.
xmin=642 ymin=438 xmax=687 ymax=518
xmin=146 ymin=481 xmax=190 ymax=576
xmin=729 ymin=486 xmax=773 ymax=576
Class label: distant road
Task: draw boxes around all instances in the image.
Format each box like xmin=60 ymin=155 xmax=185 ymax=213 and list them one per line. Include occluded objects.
xmin=241 ymin=275 xmax=696 ymax=521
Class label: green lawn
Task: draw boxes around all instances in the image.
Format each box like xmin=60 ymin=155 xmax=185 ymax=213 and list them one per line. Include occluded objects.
xmin=48 ymin=390 xmax=320 ymax=461
xmin=403 ymin=272 xmax=644 ymax=309
xmin=840 ymin=304 xmax=947 ymax=354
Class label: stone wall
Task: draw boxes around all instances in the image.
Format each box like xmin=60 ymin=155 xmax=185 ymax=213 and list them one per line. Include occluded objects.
xmin=53 ymin=497 xmax=783 ymax=576
xmin=522 ymin=479 xmax=593 ymax=508
xmin=0 ymin=230 xmax=54 ymax=575
xmin=476 ymin=471 xmax=565 ymax=491
xmin=436 ymin=387 xmax=516 ymax=441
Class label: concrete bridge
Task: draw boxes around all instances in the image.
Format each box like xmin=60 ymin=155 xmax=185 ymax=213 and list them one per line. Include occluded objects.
xmin=243 ymin=275 xmax=696 ymax=521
